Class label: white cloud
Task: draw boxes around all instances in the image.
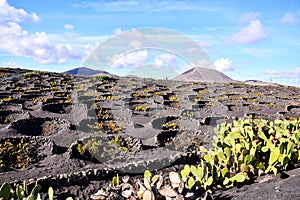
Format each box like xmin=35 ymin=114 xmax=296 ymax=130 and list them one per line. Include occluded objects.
xmin=64 ymin=24 xmax=74 ymax=30
xmin=110 ymin=50 xmax=148 ymax=69
xmin=83 ymin=42 xmax=100 ymax=61
xmin=0 ymin=0 xmax=39 ymax=23
xmin=287 ymin=67 xmax=300 ymax=79
xmin=130 ymin=40 xmax=142 ymax=49
xmin=239 ymin=12 xmax=261 ymax=24
xmin=264 ymin=68 xmax=300 ymax=81
xmin=230 ymin=20 xmax=269 ymax=44
xmin=280 ymin=12 xmax=299 ymax=26
xmin=264 ymin=69 xmax=282 ymax=75
xmin=2 ymin=61 xmax=19 ymax=67
xmin=0 ymin=0 xmax=82 ymax=64
xmin=154 ymin=53 xmax=177 ymax=67
xmin=114 ymin=28 xmax=123 ymax=35
xmin=214 ymin=58 xmax=234 ymax=72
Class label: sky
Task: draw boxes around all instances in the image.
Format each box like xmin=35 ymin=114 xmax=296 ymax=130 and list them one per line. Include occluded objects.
xmin=1 ymin=0 xmax=300 ymax=85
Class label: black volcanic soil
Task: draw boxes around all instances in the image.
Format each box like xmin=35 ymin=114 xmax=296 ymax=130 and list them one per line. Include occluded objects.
xmin=1 ymin=67 xmax=300 ymax=199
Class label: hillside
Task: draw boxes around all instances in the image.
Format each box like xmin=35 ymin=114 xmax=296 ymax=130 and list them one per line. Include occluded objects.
xmin=173 ymin=67 xmax=235 ymax=83
xmin=64 ymin=67 xmax=110 ymax=76
xmin=0 ymin=67 xmax=300 ymax=199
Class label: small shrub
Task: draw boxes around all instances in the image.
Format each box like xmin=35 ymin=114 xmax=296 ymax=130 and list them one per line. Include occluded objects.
xmin=134 ymin=105 xmax=149 ymax=112
xmin=181 ymin=110 xmax=194 ymax=118
xmin=0 ymin=138 xmax=31 ymax=172
xmin=169 ymin=95 xmax=180 ymax=102
xmin=88 ymin=121 xmax=122 ymax=134
xmin=162 ymin=122 xmax=178 ymax=130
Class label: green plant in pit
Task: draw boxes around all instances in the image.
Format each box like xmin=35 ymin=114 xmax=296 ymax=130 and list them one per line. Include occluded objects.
xmin=83 ymin=91 xmax=96 ymax=97
xmin=88 ymin=121 xmax=122 ymax=134
xmin=229 ymin=95 xmax=244 ymax=100
xmin=134 ymin=105 xmax=148 ymax=112
xmin=96 ymin=108 xmax=112 ymax=120
xmin=109 ymin=136 xmax=129 ymax=151
xmin=54 ymin=92 xmax=67 ymax=97
xmin=0 ymin=138 xmax=31 ymax=172
xmin=2 ymin=115 xmax=12 ymax=124
xmin=207 ymin=101 xmax=218 ymax=106
xmin=220 ymin=91 xmax=228 ymax=95
xmin=248 ymin=104 xmax=261 ymax=111
xmin=198 ymin=89 xmax=208 ymax=94
xmin=49 ymin=81 xmax=57 ymax=85
xmin=162 ymin=122 xmax=178 ymax=130
xmin=2 ymin=96 xmax=12 ymax=102
xmin=94 ymin=95 xmax=105 ymax=102
xmin=194 ymin=97 xmax=202 ymax=102
xmin=91 ymin=103 xmax=99 ymax=109
xmin=76 ymin=143 xmax=86 ymax=156
xmin=169 ymin=95 xmax=180 ymax=102
xmin=267 ymin=102 xmax=275 ymax=107
xmin=106 ymin=95 xmax=122 ymax=101
xmin=182 ymin=110 xmax=194 ymax=118
xmin=75 ymin=138 xmax=121 ymax=162
xmin=24 ymin=72 xmax=40 ymax=77
xmin=246 ymin=98 xmax=258 ymax=103
xmin=93 ymin=75 xmax=112 ymax=81
xmin=132 ymin=92 xmax=144 ymax=97
xmin=154 ymin=91 xmax=162 ymax=96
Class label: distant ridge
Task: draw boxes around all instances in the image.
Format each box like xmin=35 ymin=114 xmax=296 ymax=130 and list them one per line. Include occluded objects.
xmin=173 ymin=67 xmax=235 ymax=83
xmin=64 ymin=67 xmax=110 ymax=76
xmin=244 ymin=80 xmax=280 ymax=86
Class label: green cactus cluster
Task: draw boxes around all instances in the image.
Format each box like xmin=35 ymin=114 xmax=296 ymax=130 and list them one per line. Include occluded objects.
xmin=136 ymin=117 xmax=300 ymax=197
xmin=211 ymin=117 xmax=300 ymax=182
xmin=167 ymin=117 xmax=300 ymax=192
xmin=0 ymin=181 xmax=54 ymax=200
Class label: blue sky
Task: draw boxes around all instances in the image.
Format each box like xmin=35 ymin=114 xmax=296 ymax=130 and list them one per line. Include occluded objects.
xmin=1 ymin=0 xmax=300 ymax=85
